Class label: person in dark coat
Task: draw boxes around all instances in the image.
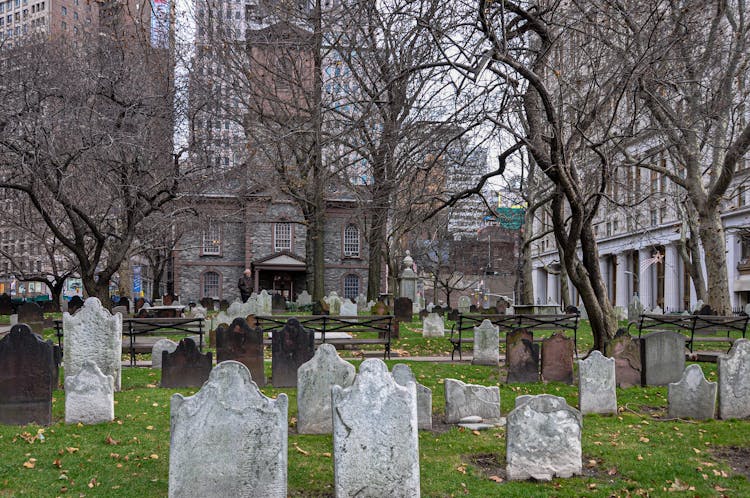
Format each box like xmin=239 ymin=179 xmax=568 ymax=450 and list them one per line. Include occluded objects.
xmin=238 ymin=269 xmax=253 ymax=303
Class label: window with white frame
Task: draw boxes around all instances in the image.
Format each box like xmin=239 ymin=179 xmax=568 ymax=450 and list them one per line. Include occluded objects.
xmin=343 ymin=274 xmax=359 ymax=300
xmin=343 ymin=224 xmax=360 ymax=257
xmin=201 ymin=222 xmax=221 ymax=255
xmin=202 ymin=271 xmax=220 ymax=298
xmin=274 ymin=222 xmax=292 ymax=251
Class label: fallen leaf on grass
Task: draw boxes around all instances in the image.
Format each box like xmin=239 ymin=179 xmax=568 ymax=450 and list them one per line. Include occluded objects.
xmin=639 ymin=437 xmax=650 ymax=443
xmin=321 ymin=452 xmax=331 ymax=458
xmin=66 ymin=447 xmax=78 ymax=454
xmin=53 ymin=459 xmax=62 ymax=468
xmin=105 ymin=435 xmax=119 ymax=445
xmin=715 ymin=485 xmax=729 ymax=492
xmin=488 ymin=475 xmax=503 ymax=483
xmin=22 ymin=458 xmax=36 ymax=469
xmin=637 ymin=455 xmax=644 ymax=461
xmin=586 ymin=459 xmax=598 ymax=468
xmin=607 ymin=467 xmax=617 ymax=476
xmin=294 ymin=444 xmax=309 ymax=456
xmin=588 ymin=483 xmax=597 ymax=489
xmin=88 ymin=477 xmax=98 ymax=488
xmin=471 ymin=430 xmax=481 ymax=436
xmin=150 ymin=454 xmax=159 ymax=460
xmin=456 ymin=465 xmax=466 ymax=475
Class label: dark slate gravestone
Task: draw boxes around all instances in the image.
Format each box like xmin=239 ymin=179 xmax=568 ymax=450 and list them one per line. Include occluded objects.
xmin=371 ymin=300 xmax=389 ymax=316
xmin=199 ymin=297 xmax=214 ymax=310
xmin=271 ymin=293 xmax=286 ymax=313
xmin=432 ymin=305 xmax=444 ymax=316
xmin=17 ymin=302 xmax=45 ymax=334
xmin=469 ymin=304 xmax=478 ymax=313
xmin=506 ymin=329 xmax=539 ymax=383
xmin=160 ymin=338 xmax=212 ymax=389
xmin=219 ymin=299 xmax=230 ymax=311
xmin=118 ymin=296 xmax=130 ymax=311
xmin=540 ymin=333 xmax=574 ymax=384
xmin=447 ymin=309 xmax=459 ymax=322
xmin=0 ymin=324 xmax=56 ymax=425
xmin=419 ymin=309 xmax=429 ymax=320
xmin=68 ymin=296 xmax=85 ymax=315
xmin=394 ymin=297 xmax=413 ymax=322
xmin=216 ymin=318 xmax=266 ymax=387
xmin=271 ymin=318 xmax=314 ymax=388
xmin=134 ymin=297 xmax=146 ymax=313
xmin=605 ymin=328 xmax=642 ymax=388
xmin=0 ymin=293 xmax=12 ymax=315
xmin=163 ymin=294 xmax=178 ymax=306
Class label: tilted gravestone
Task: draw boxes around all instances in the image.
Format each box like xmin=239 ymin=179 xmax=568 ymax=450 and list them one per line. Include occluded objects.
xmin=271 ymin=293 xmax=286 ymax=312
xmin=717 ymin=339 xmax=750 ymax=419
xmin=65 ymin=360 xmax=114 ymax=424
xmin=605 ymin=329 xmax=642 ymax=388
xmin=169 ymin=361 xmax=288 ymax=498
xmin=0 ymin=293 xmax=13 ymax=314
xmin=161 ymin=338 xmax=213 ymax=389
xmin=578 ymin=350 xmax=617 ymax=415
xmin=393 ymin=297 xmax=413 ymax=322
xmin=457 ymin=296 xmax=471 ymax=314
xmin=332 ymin=359 xmax=420 ymax=497
xmin=668 ymin=364 xmax=716 ymax=420
xmin=271 ymin=318 xmax=315 ymax=387
xmin=472 ymin=319 xmax=499 ymax=366
xmin=506 ymin=329 xmax=539 ymax=383
xmin=392 ymin=363 xmax=432 ymax=430
xmin=444 ymin=378 xmax=501 ymax=423
xmin=422 ymin=312 xmax=444 ymax=338
xmin=297 ymin=344 xmax=355 ymax=434
xmin=640 ymin=331 xmax=685 ymax=386
xmin=506 ymin=394 xmax=582 ymax=481
xmin=541 ymin=333 xmax=575 ymax=384
xmin=0 ymin=324 xmax=56 ymax=425
xmin=17 ymin=302 xmax=46 ymax=334
xmin=63 ymin=297 xmax=122 ymax=391
xmin=151 ymin=338 xmax=177 ymax=368
xmin=216 ymin=317 xmax=266 ymax=387
xmin=628 ymin=294 xmax=644 ymax=322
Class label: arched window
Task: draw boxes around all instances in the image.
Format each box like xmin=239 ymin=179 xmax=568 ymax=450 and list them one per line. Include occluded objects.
xmin=202 ymin=271 xmax=221 ymax=299
xmin=343 ymin=274 xmax=359 ymax=300
xmin=343 ymin=224 xmax=360 ymax=257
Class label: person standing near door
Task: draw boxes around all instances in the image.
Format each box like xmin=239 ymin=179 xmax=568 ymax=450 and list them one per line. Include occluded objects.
xmin=238 ymin=269 xmax=253 ymax=303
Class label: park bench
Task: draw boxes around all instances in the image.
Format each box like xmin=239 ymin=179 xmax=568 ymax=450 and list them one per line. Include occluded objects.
xmin=449 ymin=313 xmax=581 ymax=361
xmin=254 ymin=314 xmax=394 ymax=360
xmin=54 ymin=317 xmax=206 ymax=366
xmin=628 ymin=313 xmax=748 ymax=353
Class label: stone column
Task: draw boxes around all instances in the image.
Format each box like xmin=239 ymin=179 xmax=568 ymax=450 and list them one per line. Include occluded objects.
xmin=726 ymin=232 xmax=738 ymax=308
xmin=532 ymin=267 xmax=545 ymax=303
xmin=664 ymin=244 xmax=681 ymax=312
xmin=615 ymin=253 xmax=629 ymax=308
xmin=638 ymin=248 xmax=653 ymax=309
xmin=599 ymin=257 xmax=611 ymax=302
xmin=546 ymin=271 xmax=558 ymax=304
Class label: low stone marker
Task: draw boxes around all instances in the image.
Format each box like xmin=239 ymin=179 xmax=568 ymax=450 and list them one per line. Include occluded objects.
xmin=422 ymin=312 xmax=444 ymax=338
xmin=392 ymin=363 xmax=433 ymax=430
xmin=444 ymin=378 xmax=501 ymax=423
xmin=258 ymin=289 xmax=272 ymax=315
xmin=506 ymin=329 xmax=539 ymax=383
xmin=332 ymin=359 xmax=420 ymax=497
xmin=216 ymin=317 xmax=266 ymax=387
xmin=271 ymin=318 xmax=315 ymax=387
xmin=65 ymin=360 xmax=114 ymax=424
xmin=506 ymin=394 xmax=582 ymax=481
xmin=641 ymin=331 xmax=685 ymax=386
xmin=326 ymin=291 xmax=342 ymax=315
xmin=271 ymin=293 xmax=286 ymax=312
xmin=296 ymin=290 xmax=312 ymax=307
xmin=605 ymin=329 xmax=642 ymax=388
xmin=297 ymin=344 xmax=355 ymax=434
xmin=718 ymin=339 xmax=750 ymax=419
xmin=457 ymin=296 xmax=471 ymax=314
xmin=63 ymin=297 xmax=122 ymax=391
xmin=169 ymin=361 xmax=288 ymax=497
xmin=668 ymin=364 xmax=716 ymax=420
xmin=541 ymin=333 xmax=574 ymax=384
xmin=151 ymin=339 xmax=178 ymax=369
xmin=0 ymin=324 xmax=56 ymax=425
xmin=340 ymin=299 xmax=357 ymax=317
xmin=161 ymin=339 xmax=213 ymax=389
xmin=578 ymin=350 xmax=617 ymax=415
xmin=472 ymin=319 xmax=499 ymax=365
xmin=393 ymin=297 xmax=413 ymax=322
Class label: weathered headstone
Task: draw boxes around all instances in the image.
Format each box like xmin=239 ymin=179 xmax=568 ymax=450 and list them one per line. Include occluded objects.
xmin=506 ymin=329 xmax=539 ymax=383
xmin=297 ymin=344 xmax=355 ymax=434
xmin=111 ymin=305 xmax=128 ymax=317
xmin=469 ymin=304 xmax=478 ymax=313
xmin=199 ymin=297 xmax=214 ymax=310
xmin=68 ymin=295 xmax=84 ymax=314
xmin=169 ymin=361 xmax=288 ymax=498
xmin=65 ymin=360 xmax=114 ymax=424
xmin=340 ymin=299 xmax=357 ymax=317
xmin=447 ymin=308 xmax=459 ymax=322
xmin=219 ymin=299 xmax=230 ymax=311
xmin=418 ymin=309 xmax=429 ymax=320
xmin=394 ymin=297 xmax=413 ymax=322
xmin=422 ymin=312 xmax=444 ymax=338
xmin=332 ymin=359 xmax=420 ymax=497
xmin=356 ymin=293 xmax=367 ymax=312
xmin=163 ymin=294 xmax=177 ymax=306
xmin=578 ymin=350 xmax=617 ymax=415
xmin=458 ymin=296 xmax=471 ymax=314
xmin=17 ymin=301 xmax=46 ymax=334
xmin=717 ymin=339 xmax=750 ymax=419
xmin=432 ymin=305 xmax=444 ymax=316
xmin=668 ymin=364 xmax=716 ymax=420
xmin=506 ymin=394 xmax=582 ymax=481
xmin=496 ymin=299 xmax=509 ymax=314
xmin=472 ymin=319 xmax=499 ymax=365
xmin=9 ymin=313 xmax=18 ymax=326
xmin=326 ymin=291 xmax=342 ymax=315
xmin=296 ymin=290 xmax=312 ymax=307
xmin=605 ymin=329 xmax=642 ymax=388
xmin=161 ymin=338 xmax=213 ymax=389
xmin=63 ymin=297 xmax=122 ymax=391
xmin=271 ymin=318 xmax=315 ymax=387
xmin=541 ymin=333 xmax=574 ymax=384
xmin=392 ymin=363 xmax=432 ymax=430
xmin=216 ymin=317 xmax=266 ymax=387
xmin=271 ymin=293 xmax=286 ymax=312
xmin=151 ymin=338 xmax=178 ymax=369
xmin=628 ymin=294 xmax=644 ymax=322
xmin=641 ymin=331 xmax=685 ymax=386
xmin=0 ymin=324 xmax=56 ymax=425
xmin=0 ymin=293 xmax=12 ymax=314
xmin=426 ymin=302 xmax=434 ymax=312
xmin=506 ymin=305 xmax=515 ymax=315
xmin=444 ymin=378 xmax=501 ymax=423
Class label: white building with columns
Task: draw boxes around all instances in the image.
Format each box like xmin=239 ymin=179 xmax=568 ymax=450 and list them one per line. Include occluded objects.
xmin=531 ymin=167 xmax=750 ymax=313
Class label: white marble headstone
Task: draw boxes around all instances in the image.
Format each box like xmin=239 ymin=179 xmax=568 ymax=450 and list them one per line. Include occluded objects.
xmin=151 ymin=338 xmax=178 ymax=369
xmin=422 ymin=312 xmax=444 ymax=338
xmin=577 ymin=350 xmax=617 ymax=415
xmin=392 ymin=364 xmax=432 ymax=430
xmin=668 ymin=364 xmax=716 ymax=420
xmin=64 ymin=360 xmax=114 ymax=424
xmin=472 ymin=319 xmax=499 ymax=365
xmin=458 ymin=296 xmax=471 ymax=314
xmin=444 ymin=378 xmax=500 ymax=423
xmin=258 ymin=290 xmax=272 ymax=315
xmin=718 ymin=339 xmax=750 ymax=419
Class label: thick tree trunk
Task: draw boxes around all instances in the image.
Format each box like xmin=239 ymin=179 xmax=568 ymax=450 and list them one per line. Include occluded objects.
xmin=559 ymin=262 xmax=571 ymax=309
xmin=48 ymin=279 xmax=66 ymax=312
xmin=366 ymin=208 xmax=387 ymax=302
xmin=81 ymin=274 xmax=112 ymax=309
xmin=698 ymin=209 xmax=731 ymax=314
xmin=305 ymin=207 xmax=326 ymax=302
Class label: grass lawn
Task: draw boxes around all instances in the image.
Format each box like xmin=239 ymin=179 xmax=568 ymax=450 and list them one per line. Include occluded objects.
xmin=0 ymin=359 xmax=748 ymax=497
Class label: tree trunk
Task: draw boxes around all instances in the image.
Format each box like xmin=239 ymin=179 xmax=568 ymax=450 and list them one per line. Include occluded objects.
xmin=697 ymin=209 xmax=732 ymax=314
xmin=366 ymin=209 xmax=387 ymax=302
xmin=518 ymin=231 xmax=534 ymax=305
xmin=81 ymin=274 xmax=111 ymax=309
xmin=559 ymin=262 xmax=571 ymax=309
xmin=305 ymin=207 xmax=326 ymax=303
xmin=48 ymin=279 xmax=66 ymax=312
